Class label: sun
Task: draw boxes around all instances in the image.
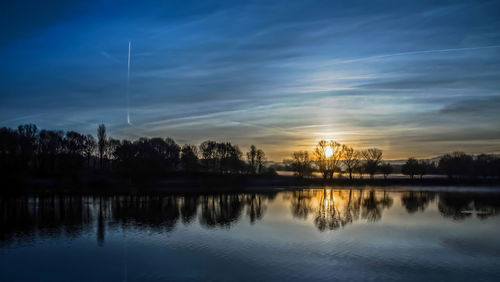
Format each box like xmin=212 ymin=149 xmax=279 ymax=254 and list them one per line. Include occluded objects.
xmin=324 ymin=146 xmax=333 ymax=158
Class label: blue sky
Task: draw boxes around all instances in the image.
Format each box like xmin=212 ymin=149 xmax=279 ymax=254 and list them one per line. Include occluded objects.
xmin=1 ymin=0 xmax=500 ymax=160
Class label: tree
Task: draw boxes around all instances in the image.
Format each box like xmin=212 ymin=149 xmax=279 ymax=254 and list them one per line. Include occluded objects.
xmin=285 ymin=151 xmax=313 ymax=178
xmin=473 ymin=154 xmax=497 ymax=178
xmin=256 ymin=149 xmax=266 ymax=174
xmin=199 ymin=141 xmax=243 ymax=174
xmin=247 ymin=145 xmax=266 ymax=174
xmin=402 ymin=158 xmax=419 ymax=179
xmin=361 ymin=148 xmax=383 ymax=179
xmin=199 ymin=140 xmax=217 ymax=172
xmin=438 ymin=152 xmax=473 ymax=179
xmin=17 ymin=124 xmax=38 ymax=171
xmin=416 ymin=161 xmax=429 ymax=180
xmin=355 ymin=163 xmax=365 ymax=179
xmin=37 ymin=130 xmax=64 ymax=175
xmin=65 ymin=131 xmax=85 ymax=156
xmin=83 ymin=134 xmax=96 ymax=168
xmin=342 ymin=145 xmax=360 ymax=180
xmin=181 ymin=144 xmax=199 ymax=173
xmin=0 ymin=127 xmax=20 ymax=176
xmin=97 ymin=124 xmax=107 ymax=169
xmin=380 ymin=163 xmax=393 ymax=179
xmin=216 ymin=142 xmax=243 ymax=174
xmin=106 ymin=138 xmax=120 ymax=170
xmin=113 ymin=140 xmax=135 ymax=176
xmin=314 ymin=140 xmax=343 ymax=179
xmin=64 ymin=131 xmax=86 ymax=175
xmin=150 ymin=137 xmax=180 ymax=171
xmin=246 ymin=145 xmax=257 ymax=174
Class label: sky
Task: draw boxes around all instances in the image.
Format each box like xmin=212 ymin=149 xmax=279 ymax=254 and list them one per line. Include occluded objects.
xmin=1 ymin=0 xmax=500 ymax=160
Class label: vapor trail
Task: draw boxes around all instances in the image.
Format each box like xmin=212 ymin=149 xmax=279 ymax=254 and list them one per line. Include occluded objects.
xmin=127 ymin=41 xmax=132 ymax=125
xmin=371 ymin=44 xmax=500 ymax=59
xmin=334 ymin=44 xmax=500 ymax=65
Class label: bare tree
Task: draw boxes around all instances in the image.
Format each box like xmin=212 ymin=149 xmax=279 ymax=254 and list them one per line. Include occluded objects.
xmin=106 ymin=138 xmax=120 ymax=170
xmin=247 ymin=145 xmax=257 ymax=174
xmin=402 ymin=157 xmax=418 ymax=179
xmin=355 ymin=163 xmax=365 ymax=179
xmin=342 ymin=145 xmax=360 ymax=180
xmin=314 ymin=140 xmax=343 ymax=179
xmin=380 ymin=162 xmax=393 ymax=179
xmin=256 ymin=149 xmax=266 ymax=174
xmin=199 ymin=140 xmax=217 ymax=171
xmin=285 ymin=151 xmax=313 ymax=178
xmin=83 ymin=134 xmax=96 ymax=168
xmin=181 ymin=144 xmax=199 ymax=172
xmin=97 ymin=124 xmax=106 ymax=169
xmin=416 ymin=160 xmax=430 ymax=180
xmin=361 ymin=148 xmax=383 ymax=179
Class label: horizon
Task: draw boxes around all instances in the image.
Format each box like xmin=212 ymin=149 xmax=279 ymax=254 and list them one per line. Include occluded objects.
xmin=2 ymin=1 xmax=500 ymax=161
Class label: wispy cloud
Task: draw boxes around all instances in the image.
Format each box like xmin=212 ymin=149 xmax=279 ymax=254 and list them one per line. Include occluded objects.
xmin=1 ymin=0 xmax=500 ymax=159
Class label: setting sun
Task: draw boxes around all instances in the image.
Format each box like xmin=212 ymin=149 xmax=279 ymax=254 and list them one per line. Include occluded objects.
xmin=324 ymin=146 xmax=334 ymax=158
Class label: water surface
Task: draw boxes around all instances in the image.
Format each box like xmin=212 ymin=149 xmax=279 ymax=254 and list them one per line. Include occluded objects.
xmin=1 ymin=188 xmax=500 ymax=281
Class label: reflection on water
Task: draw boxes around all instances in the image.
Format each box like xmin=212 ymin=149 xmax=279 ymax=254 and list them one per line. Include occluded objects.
xmin=0 ymin=193 xmax=278 ymax=246
xmin=2 ymin=189 xmax=500 ymax=244
xmin=1 ymin=188 xmax=500 ymax=281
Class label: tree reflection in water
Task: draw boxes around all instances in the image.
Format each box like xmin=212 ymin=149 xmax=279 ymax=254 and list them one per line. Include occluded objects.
xmin=291 ymin=189 xmax=394 ymax=231
xmin=1 ymin=190 xmax=499 ymax=245
xmin=290 ymin=189 xmax=500 ymax=231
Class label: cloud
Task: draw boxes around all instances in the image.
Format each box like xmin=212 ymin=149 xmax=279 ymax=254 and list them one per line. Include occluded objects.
xmin=2 ymin=0 xmax=500 ymax=160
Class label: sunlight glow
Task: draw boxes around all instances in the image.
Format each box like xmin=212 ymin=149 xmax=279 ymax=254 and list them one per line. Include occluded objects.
xmin=324 ymin=146 xmax=334 ymax=158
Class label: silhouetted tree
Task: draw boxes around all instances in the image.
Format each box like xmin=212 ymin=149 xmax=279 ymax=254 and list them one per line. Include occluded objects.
xmin=314 ymin=140 xmax=342 ymax=179
xmin=256 ymin=148 xmax=266 ymax=174
xmin=380 ymin=162 xmax=393 ymax=179
xmin=285 ymin=151 xmax=313 ymax=177
xmin=438 ymin=152 xmax=473 ymax=179
xmin=97 ymin=124 xmax=106 ymax=169
xmin=64 ymin=131 xmax=86 ymax=177
xmin=199 ymin=140 xmax=217 ymax=172
xmin=198 ymin=141 xmax=243 ymax=174
xmin=181 ymin=144 xmax=199 ymax=172
xmin=82 ymin=134 xmax=96 ymax=168
xmin=0 ymin=127 xmax=19 ymax=176
xmin=247 ymin=145 xmax=257 ymax=174
xmin=17 ymin=124 xmax=38 ymax=172
xmin=216 ymin=142 xmax=243 ymax=174
xmin=402 ymin=158 xmax=419 ymax=179
xmin=105 ymin=138 xmax=120 ymax=170
xmin=113 ymin=140 xmax=135 ymax=176
xmin=37 ymin=130 xmax=64 ymax=175
xmin=416 ymin=160 xmax=431 ymax=179
xmin=355 ymin=162 xmax=365 ymax=179
xmin=361 ymin=148 xmax=383 ymax=179
xmin=342 ymin=145 xmax=360 ymax=180
xmin=473 ymin=154 xmax=498 ymax=178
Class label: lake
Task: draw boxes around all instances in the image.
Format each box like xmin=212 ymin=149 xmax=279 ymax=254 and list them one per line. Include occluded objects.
xmin=1 ymin=187 xmax=500 ymax=281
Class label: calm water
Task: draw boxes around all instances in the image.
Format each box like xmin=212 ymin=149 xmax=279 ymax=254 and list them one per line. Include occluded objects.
xmin=1 ymin=188 xmax=500 ymax=281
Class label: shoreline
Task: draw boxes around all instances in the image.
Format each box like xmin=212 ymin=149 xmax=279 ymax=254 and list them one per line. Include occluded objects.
xmin=2 ymin=174 xmax=500 ymax=195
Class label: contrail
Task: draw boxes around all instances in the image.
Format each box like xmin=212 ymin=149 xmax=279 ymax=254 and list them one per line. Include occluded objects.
xmin=332 ymin=44 xmax=500 ymax=65
xmin=127 ymin=41 xmax=132 ymax=125
xmin=370 ymin=44 xmax=500 ymax=59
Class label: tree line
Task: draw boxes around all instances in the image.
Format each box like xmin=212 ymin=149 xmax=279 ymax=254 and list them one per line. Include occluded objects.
xmin=284 ymin=140 xmax=500 ymax=180
xmin=0 ymin=124 xmax=274 ymax=180
xmin=1 ymin=124 xmax=499 ymax=181
xmin=284 ymin=140 xmax=388 ymax=179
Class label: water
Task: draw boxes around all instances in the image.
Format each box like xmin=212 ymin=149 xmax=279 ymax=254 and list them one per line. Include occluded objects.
xmin=1 ymin=188 xmax=499 ymax=281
